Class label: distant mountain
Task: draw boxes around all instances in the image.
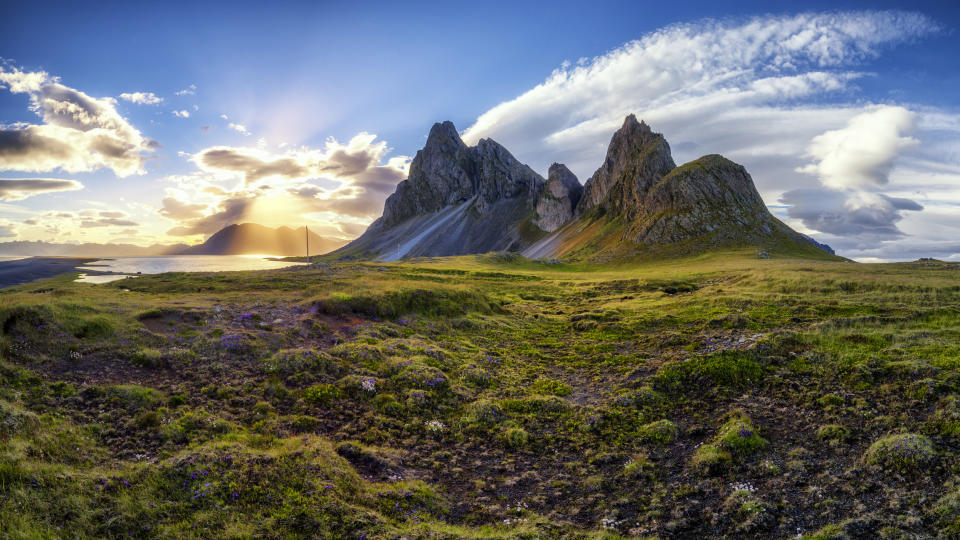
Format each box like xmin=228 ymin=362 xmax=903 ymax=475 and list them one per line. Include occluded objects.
xmin=334 ymin=121 xmax=570 ymax=261
xmin=0 ymin=240 xmax=187 ymax=257
xmin=339 ymin=115 xmax=835 ymax=262
xmin=0 ymin=224 xmax=347 ymax=257
xmin=179 ymin=223 xmax=347 ymax=256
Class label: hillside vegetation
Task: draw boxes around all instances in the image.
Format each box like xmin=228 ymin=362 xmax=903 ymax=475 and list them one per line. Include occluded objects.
xmin=2 ymin=252 xmax=960 ymax=538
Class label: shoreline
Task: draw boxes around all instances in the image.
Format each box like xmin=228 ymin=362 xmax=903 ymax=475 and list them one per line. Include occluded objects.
xmin=0 ymin=256 xmax=100 ymax=290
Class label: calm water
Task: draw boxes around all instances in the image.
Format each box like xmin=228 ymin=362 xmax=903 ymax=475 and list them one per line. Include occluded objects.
xmin=76 ymin=255 xmax=306 ymax=279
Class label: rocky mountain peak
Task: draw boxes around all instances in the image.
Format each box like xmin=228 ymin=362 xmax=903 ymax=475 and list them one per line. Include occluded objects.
xmin=575 ymin=115 xmax=676 ymax=218
xmin=535 ymin=163 xmax=582 ymax=232
xmin=424 ymin=121 xmax=466 ymax=154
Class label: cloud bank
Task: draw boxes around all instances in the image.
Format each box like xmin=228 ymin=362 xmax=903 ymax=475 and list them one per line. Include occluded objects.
xmin=0 ymin=66 xmax=156 ymax=177
xmin=160 ymin=132 xmax=410 ymax=237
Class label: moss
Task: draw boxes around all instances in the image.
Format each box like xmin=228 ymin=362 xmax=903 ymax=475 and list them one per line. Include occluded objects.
xmin=530 ymin=378 xmax=572 ymax=396
xmin=933 ymin=487 xmax=960 ymax=536
xmin=130 ymin=347 xmax=164 ymax=368
xmin=802 ymin=524 xmax=846 ymax=539
xmin=653 ymin=351 xmax=764 ymax=394
xmin=864 ymin=433 xmax=935 ymax=472
xmin=816 ymin=424 xmax=853 ymax=443
xmin=638 ymin=419 xmax=679 ymax=445
xmin=502 ymin=427 xmax=530 ymax=449
xmin=817 ymin=394 xmax=844 ymax=408
xmin=691 ymin=444 xmax=731 ymax=476
xmin=303 ymin=383 xmax=341 ymax=406
xmin=717 ymin=412 xmax=768 ymax=457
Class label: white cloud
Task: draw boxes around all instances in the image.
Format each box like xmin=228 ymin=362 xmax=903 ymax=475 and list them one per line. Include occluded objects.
xmin=172 ymin=110 xmax=190 ymax=118
xmin=228 ymin=122 xmax=250 ymax=135
xmin=0 ymin=65 xmax=156 ymax=177
xmin=797 ymin=106 xmax=918 ymax=190
xmin=119 ymin=92 xmax=163 ymax=105
xmin=458 ymin=11 xmax=954 ymax=259
xmin=175 ymin=84 xmax=196 ymax=96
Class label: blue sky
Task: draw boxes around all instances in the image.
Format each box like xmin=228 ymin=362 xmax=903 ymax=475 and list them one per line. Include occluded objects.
xmin=1 ymin=1 xmax=959 ymax=260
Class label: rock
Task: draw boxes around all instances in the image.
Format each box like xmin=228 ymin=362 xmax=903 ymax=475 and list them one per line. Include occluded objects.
xmin=576 ymin=114 xmax=676 ymax=218
xmin=535 ymin=163 xmax=582 ymax=232
xmin=336 ymin=121 xmax=549 ymax=261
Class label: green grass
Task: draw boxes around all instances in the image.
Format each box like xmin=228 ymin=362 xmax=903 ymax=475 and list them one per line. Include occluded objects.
xmin=1 ymin=250 xmax=960 ymax=537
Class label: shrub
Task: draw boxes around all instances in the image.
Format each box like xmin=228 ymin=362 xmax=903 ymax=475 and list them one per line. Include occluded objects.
xmin=864 ymin=433 xmax=935 ymax=472
xmin=638 ymin=419 xmax=679 ymax=445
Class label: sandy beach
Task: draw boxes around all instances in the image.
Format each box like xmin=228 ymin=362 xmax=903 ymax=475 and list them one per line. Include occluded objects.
xmin=0 ymin=257 xmax=97 ymax=289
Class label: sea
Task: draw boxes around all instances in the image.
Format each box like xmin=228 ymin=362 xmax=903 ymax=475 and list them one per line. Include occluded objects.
xmin=73 ymin=255 xmax=307 ymax=283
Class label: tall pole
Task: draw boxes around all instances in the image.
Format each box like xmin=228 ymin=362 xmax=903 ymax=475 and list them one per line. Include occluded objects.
xmin=305 ymin=226 xmax=310 ymax=263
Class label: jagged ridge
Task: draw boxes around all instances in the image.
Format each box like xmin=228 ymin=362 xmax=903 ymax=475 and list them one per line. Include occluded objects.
xmin=336 ymin=122 xmax=580 ymax=260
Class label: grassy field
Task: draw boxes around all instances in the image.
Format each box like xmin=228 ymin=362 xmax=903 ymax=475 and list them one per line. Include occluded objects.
xmin=2 ymin=249 xmax=960 ymax=538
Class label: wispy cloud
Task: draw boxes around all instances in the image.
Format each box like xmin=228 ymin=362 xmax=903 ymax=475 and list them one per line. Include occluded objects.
xmin=172 ymin=110 xmax=190 ymax=118
xmin=228 ymin=122 xmax=250 ymax=135
xmin=174 ymin=84 xmax=196 ymax=96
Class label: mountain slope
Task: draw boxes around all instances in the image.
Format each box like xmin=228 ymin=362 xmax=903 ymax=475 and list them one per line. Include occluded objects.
xmin=335 ymin=121 xmax=571 ymax=261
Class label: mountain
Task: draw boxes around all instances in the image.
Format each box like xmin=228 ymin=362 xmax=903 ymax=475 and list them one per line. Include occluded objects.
xmin=178 ymin=223 xmax=347 ymax=256
xmin=338 ymin=115 xmax=833 ymax=262
xmin=0 ymin=241 xmax=187 ymax=257
xmin=524 ymin=115 xmax=834 ymax=260
xmin=334 ymin=121 xmax=572 ymax=261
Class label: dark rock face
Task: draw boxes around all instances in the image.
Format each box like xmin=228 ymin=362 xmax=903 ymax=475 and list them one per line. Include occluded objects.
xmin=627 ymin=154 xmax=775 ymax=246
xmin=576 ymin=114 xmax=676 ymax=219
xmin=338 ymin=121 xmax=551 ymax=260
xmin=535 ymin=163 xmax=582 ymax=232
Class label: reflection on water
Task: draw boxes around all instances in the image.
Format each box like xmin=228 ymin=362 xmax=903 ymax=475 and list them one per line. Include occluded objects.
xmin=75 ymin=255 xmax=306 ymax=280
xmin=76 ymin=273 xmax=136 ymax=284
